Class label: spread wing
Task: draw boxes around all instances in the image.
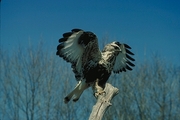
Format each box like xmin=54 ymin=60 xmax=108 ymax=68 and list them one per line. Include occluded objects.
xmin=56 ymin=29 xmax=84 ymax=64
xmin=113 ymin=43 xmax=135 ymax=73
xmin=56 ymin=29 xmax=86 ymax=79
xmin=56 ymin=28 xmax=101 ymax=80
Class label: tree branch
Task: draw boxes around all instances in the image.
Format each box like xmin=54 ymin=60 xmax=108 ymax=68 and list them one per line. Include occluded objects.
xmin=89 ymin=83 xmax=119 ymax=120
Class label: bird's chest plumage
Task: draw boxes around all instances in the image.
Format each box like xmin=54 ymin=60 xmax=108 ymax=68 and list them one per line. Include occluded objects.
xmin=83 ymin=60 xmax=112 ymax=84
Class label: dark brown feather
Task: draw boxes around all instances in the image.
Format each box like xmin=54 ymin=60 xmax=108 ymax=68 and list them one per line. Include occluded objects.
xmin=63 ymin=32 xmax=73 ymax=37
xmin=126 ymin=65 xmax=132 ymax=70
xmin=127 ymin=60 xmax=135 ymax=67
xmin=71 ymin=29 xmax=82 ymax=32
xmin=126 ymin=54 xmax=135 ymax=61
xmin=124 ymin=44 xmax=131 ymax=49
xmin=126 ymin=49 xmax=134 ymax=55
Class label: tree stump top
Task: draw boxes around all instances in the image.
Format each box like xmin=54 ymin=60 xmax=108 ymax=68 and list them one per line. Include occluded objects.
xmin=89 ymin=83 xmax=119 ymax=120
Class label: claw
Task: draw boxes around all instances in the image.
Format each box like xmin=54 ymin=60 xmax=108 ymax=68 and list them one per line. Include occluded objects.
xmin=93 ymin=79 xmax=106 ymax=98
xmin=94 ymin=90 xmax=106 ymax=97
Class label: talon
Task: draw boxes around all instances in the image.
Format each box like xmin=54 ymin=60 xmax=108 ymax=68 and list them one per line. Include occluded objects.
xmin=99 ymin=90 xmax=106 ymax=95
xmin=94 ymin=90 xmax=106 ymax=97
xmin=93 ymin=79 xmax=106 ymax=98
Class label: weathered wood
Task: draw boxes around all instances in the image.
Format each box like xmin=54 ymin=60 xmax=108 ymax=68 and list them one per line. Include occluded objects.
xmin=89 ymin=83 xmax=119 ymax=120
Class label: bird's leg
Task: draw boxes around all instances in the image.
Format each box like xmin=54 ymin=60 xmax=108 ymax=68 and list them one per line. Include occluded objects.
xmin=93 ymin=79 xmax=106 ymax=98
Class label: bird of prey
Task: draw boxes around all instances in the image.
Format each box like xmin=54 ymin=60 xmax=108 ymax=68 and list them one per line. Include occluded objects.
xmin=56 ymin=29 xmax=135 ymax=103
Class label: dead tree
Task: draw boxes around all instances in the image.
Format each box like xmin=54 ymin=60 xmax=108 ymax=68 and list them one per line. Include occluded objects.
xmin=89 ymin=83 xmax=119 ymax=120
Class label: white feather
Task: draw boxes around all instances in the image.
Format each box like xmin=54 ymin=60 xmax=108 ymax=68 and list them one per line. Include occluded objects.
xmin=61 ymin=31 xmax=84 ymax=63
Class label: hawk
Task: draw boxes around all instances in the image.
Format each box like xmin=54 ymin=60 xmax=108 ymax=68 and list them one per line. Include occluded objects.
xmin=56 ymin=29 xmax=135 ymax=103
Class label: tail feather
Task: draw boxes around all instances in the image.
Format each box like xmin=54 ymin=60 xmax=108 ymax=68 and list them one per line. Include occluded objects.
xmin=64 ymin=80 xmax=89 ymax=103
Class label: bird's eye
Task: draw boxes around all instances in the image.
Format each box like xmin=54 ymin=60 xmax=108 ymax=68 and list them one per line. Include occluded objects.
xmin=114 ymin=42 xmax=121 ymax=46
xmin=113 ymin=45 xmax=119 ymax=50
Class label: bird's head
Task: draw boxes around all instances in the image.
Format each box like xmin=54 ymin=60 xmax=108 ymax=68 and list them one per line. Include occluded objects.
xmin=78 ymin=32 xmax=97 ymax=47
xmin=101 ymin=41 xmax=121 ymax=62
xmin=103 ymin=41 xmax=121 ymax=53
xmin=111 ymin=41 xmax=121 ymax=51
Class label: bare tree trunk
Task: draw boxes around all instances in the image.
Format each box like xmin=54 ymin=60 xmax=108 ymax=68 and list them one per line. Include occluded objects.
xmin=89 ymin=83 xmax=119 ymax=120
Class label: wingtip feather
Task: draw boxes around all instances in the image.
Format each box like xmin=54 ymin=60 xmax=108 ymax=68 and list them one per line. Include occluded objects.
xmin=57 ymin=44 xmax=64 ymax=50
xmin=71 ymin=28 xmax=83 ymax=32
xmin=126 ymin=65 xmax=133 ymax=70
xmin=59 ymin=38 xmax=68 ymax=42
xmin=126 ymin=54 xmax=135 ymax=61
xmin=56 ymin=51 xmax=59 ymax=55
xmin=124 ymin=44 xmax=131 ymax=49
xmin=122 ymin=68 xmax=126 ymax=72
xmin=63 ymin=32 xmax=73 ymax=37
xmin=126 ymin=49 xmax=134 ymax=55
xmin=127 ymin=60 xmax=135 ymax=67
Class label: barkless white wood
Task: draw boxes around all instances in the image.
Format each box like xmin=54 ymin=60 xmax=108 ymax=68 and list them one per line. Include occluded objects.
xmin=89 ymin=83 xmax=119 ymax=120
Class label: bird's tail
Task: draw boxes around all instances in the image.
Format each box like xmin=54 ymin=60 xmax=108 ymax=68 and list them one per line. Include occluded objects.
xmin=64 ymin=80 xmax=89 ymax=103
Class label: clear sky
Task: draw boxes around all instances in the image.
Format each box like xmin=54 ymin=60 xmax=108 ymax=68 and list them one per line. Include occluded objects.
xmin=1 ymin=0 xmax=180 ymax=65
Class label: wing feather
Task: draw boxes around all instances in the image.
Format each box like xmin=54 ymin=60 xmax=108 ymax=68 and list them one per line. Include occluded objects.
xmin=56 ymin=29 xmax=100 ymax=81
xmin=63 ymin=32 xmax=73 ymax=37
xmin=56 ymin=30 xmax=84 ymax=64
xmin=125 ymin=49 xmax=134 ymax=55
xmin=113 ymin=43 xmax=135 ymax=73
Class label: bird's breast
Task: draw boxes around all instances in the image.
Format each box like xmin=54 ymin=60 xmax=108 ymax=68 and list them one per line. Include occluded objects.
xmin=83 ymin=61 xmax=111 ymax=84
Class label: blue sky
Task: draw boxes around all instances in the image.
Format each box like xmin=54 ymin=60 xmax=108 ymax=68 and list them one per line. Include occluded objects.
xmin=1 ymin=0 xmax=180 ymax=65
